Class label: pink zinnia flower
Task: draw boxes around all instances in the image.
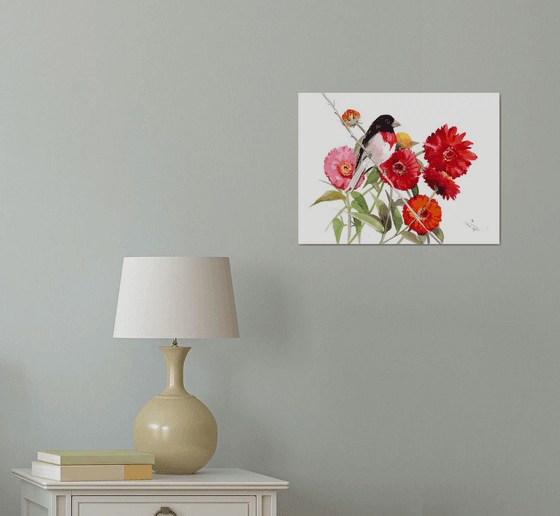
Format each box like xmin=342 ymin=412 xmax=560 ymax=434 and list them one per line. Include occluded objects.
xmin=323 ymin=146 xmax=362 ymax=190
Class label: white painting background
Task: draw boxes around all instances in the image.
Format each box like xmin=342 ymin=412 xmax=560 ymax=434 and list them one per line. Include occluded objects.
xmin=298 ymin=93 xmax=500 ymax=244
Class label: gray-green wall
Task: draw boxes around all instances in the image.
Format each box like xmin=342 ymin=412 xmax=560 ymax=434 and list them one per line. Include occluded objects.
xmin=1 ymin=1 xmax=558 ymax=515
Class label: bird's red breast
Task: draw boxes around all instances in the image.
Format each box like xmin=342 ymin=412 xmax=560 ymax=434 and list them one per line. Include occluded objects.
xmin=380 ymin=132 xmax=397 ymax=148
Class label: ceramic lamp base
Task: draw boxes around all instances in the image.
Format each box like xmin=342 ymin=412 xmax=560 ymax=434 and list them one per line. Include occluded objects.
xmin=133 ymin=346 xmax=217 ymax=474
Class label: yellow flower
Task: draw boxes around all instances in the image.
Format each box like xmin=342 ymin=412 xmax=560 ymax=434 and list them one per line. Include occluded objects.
xmin=397 ymin=132 xmax=412 ymax=149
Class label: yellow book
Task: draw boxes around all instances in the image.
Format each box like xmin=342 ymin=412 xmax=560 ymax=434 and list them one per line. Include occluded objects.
xmin=37 ymin=450 xmax=155 ymax=465
xmin=31 ymin=461 xmax=152 ymax=481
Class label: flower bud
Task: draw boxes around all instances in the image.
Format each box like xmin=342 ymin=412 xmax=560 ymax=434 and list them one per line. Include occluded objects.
xmin=342 ymin=109 xmax=361 ymax=127
xmin=397 ymin=132 xmax=412 ymax=149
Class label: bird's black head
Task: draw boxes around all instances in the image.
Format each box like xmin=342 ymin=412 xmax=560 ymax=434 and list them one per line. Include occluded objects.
xmin=373 ymin=114 xmax=401 ymax=133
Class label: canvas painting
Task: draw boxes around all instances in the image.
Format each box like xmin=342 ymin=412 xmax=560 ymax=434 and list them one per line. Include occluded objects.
xmin=298 ymin=93 xmax=500 ymax=245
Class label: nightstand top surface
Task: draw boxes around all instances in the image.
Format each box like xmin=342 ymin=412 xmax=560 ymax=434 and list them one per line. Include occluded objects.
xmin=12 ymin=467 xmax=289 ymax=491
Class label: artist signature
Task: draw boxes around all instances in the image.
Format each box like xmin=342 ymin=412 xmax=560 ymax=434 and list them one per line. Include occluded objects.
xmin=465 ymin=219 xmax=480 ymax=232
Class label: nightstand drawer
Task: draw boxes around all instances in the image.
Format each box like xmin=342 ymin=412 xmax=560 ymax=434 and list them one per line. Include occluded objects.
xmin=72 ymin=496 xmax=256 ymax=516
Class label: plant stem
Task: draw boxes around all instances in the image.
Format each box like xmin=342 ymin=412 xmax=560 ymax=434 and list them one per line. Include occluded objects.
xmin=380 ymin=186 xmax=394 ymax=245
xmin=361 ymin=185 xmax=377 ymax=198
xmin=348 ymin=222 xmax=364 ymax=244
xmin=346 ymin=191 xmax=351 ymax=244
xmin=370 ymin=183 xmax=384 ymax=213
xmin=325 ymin=205 xmax=348 ymax=231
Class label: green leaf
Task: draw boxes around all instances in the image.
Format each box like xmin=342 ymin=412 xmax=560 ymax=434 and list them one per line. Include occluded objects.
xmin=333 ymin=218 xmax=344 ymax=244
xmin=432 ymin=226 xmax=444 ymax=243
xmin=364 ymin=167 xmax=380 ymax=187
xmin=349 ymin=216 xmax=369 ymax=244
xmin=350 ymin=212 xmax=384 ymax=233
xmin=350 ymin=191 xmax=368 ymax=213
xmin=394 ymin=198 xmax=404 ymax=207
xmin=351 ymin=201 xmax=367 ymax=215
xmin=311 ymin=190 xmax=346 ymax=206
xmin=416 ymin=158 xmax=425 ymax=171
xmin=377 ymin=200 xmax=392 ymax=233
xmin=388 ymin=196 xmax=403 ymax=233
xmin=418 ymin=234 xmax=428 ymax=244
xmin=411 ymin=184 xmax=420 ymax=197
xmin=400 ymin=231 xmax=423 ymax=244
xmin=410 ymin=141 xmax=420 ymax=147
xmin=385 ymin=191 xmax=392 ymax=204
xmin=352 ymin=217 xmax=362 ymax=230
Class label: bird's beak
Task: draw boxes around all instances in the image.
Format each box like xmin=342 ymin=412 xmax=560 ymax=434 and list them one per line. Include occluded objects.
xmin=392 ymin=120 xmax=401 ymax=128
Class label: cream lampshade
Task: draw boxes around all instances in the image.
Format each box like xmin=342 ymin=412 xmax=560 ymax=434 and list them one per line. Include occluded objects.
xmin=114 ymin=257 xmax=239 ymax=474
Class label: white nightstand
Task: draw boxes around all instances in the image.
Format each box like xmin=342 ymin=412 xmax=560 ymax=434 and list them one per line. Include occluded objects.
xmin=12 ymin=467 xmax=289 ymax=516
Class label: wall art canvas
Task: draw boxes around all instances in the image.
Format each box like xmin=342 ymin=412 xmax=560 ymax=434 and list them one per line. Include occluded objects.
xmin=298 ymin=93 xmax=500 ymax=245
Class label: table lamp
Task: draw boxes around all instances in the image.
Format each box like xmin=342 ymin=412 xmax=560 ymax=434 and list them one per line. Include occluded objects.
xmin=113 ymin=257 xmax=239 ymax=474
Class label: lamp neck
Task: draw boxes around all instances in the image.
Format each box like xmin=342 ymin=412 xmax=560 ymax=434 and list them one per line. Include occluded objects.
xmin=159 ymin=346 xmax=191 ymax=396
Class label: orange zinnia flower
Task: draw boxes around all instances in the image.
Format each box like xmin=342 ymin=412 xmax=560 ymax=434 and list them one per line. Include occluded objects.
xmin=402 ymin=195 xmax=442 ymax=234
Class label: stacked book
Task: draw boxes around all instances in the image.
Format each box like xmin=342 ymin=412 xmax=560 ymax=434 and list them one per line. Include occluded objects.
xmin=31 ymin=450 xmax=155 ymax=481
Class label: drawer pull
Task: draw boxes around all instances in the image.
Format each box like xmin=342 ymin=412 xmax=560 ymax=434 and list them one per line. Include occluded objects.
xmin=154 ymin=508 xmax=177 ymax=516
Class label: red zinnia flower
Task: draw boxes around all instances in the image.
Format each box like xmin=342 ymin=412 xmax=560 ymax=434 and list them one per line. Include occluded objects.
xmin=341 ymin=109 xmax=361 ymax=127
xmin=423 ymin=124 xmax=477 ymax=179
xmin=402 ymin=195 xmax=442 ymax=234
xmin=323 ymin=146 xmax=362 ymax=190
xmin=379 ymin=149 xmax=420 ymax=191
xmin=423 ymin=165 xmax=461 ymax=200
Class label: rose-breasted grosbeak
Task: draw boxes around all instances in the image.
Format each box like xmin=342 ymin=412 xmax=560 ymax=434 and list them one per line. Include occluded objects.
xmin=345 ymin=114 xmax=400 ymax=192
